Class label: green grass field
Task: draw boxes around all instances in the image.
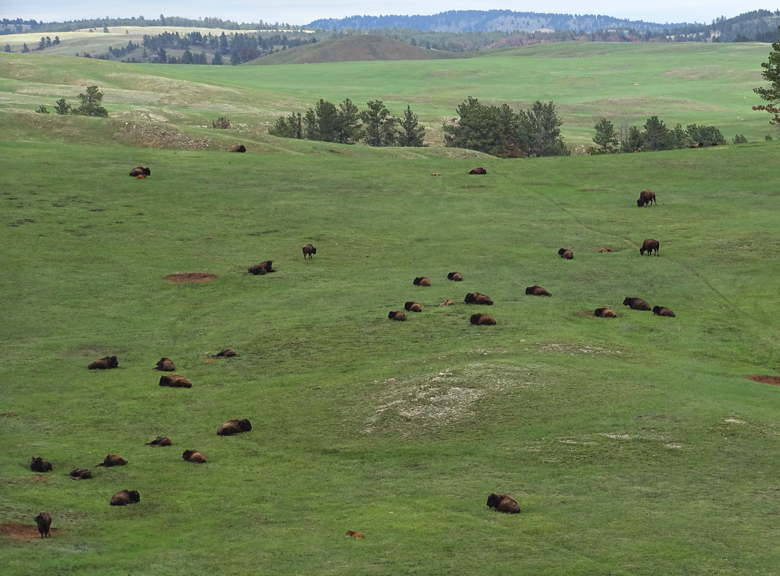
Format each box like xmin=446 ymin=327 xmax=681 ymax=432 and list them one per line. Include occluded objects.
xmin=1 ymin=43 xmax=780 ymax=575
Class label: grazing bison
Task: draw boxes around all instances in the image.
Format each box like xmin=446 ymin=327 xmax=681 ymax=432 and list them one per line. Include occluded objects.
xmin=388 ymin=310 xmax=407 ymax=321
xmin=70 ymin=468 xmax=93 ymax=480
xmin=217 ymin=418 xmax=253 ymax=436
xmin=640 ymin=239 xmax=660 ymax=256
xmin=486 ymin=493 xmax=521 ymax=514
xmin=155 ymin=357 xmax=176 ymax=371
xmin=558 ymin=248 xmax=574 ymax=260
xmin=594 ymin=307 xmax=617 ymax=318
xmin=440 ymin=299 xmax=455 ymax=306
xmin=182 ymin=450 xmax=207 ymax=464
xmin=146 ymin=436 xmax=172 ymax=447
xmin=34 ymin=512 xmax=52 ymax=538
xmin=404 ymin=301 xmax=423 ymax=312
xmin=413 ymin=276 xmax=432 ymax=286
xmin=470 ymin=313 xmax=496 ymax=325
xmin=88 ymin=355 xmax=118 ymax=370
xmin=447 ymin=272 xmax=464 ymax=281
xmin=302 ymin=243 xmax=317 ymax=260
xmin=653 ymin=306 xmax=676 ymax=317
xmin=228 ymin=144 xmax=246 ymax=153
xmin=97 ymin=454 xmax=127 ymax=467
xmin=30 ymin=457 xmax=52 ymax=473
xmin=525 ymin=285 xmax=551 ymax=297
xmin=345 ymin=530 xmax=365 ymax=539
xmin=215 ymin=348 xmax=237 ymax=358
xmin=248 ymin=260 xmax=274 ymax=275
xmin=110 ymin=490 xmax=140 ymax=506
xmin=623 ymin=297 xmax=651 ymax=311
xmin=469 ymin=167 xmax=487 ymax=175
xmin=129 ymin=166 xmax=151 ymax=177
xmin=464 ymin=292 xmax=493 ymax=305
xmin=159 ymin=374 xmax=192 ymax=388
xmin=637 ymin=189 xmax=657 ymax=207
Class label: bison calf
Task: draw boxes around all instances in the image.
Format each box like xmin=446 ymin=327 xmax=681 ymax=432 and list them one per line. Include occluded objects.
xmin=34 ymin=512 xmax=52 ymax=538
xmin=217 ymin=418 xmax=253 ymax=436
xmin=653 ymin=306 xmax=676 ymax=317
xmin=30 ymin=457 xmax=52 ymax=473
xmin=97 ymin=454 xmax=127 ymax=467
xmin=155 ymin=357 xmax=176 ymax=371
xmin=248 ymin=260 xmax=274 ymax=275
xmin=623 ymin=297 xmax=651 ymax=311
xmin=159 ymin=374 xmax=192 ymax=388
xmin=594 ymin=307 xmax=617 ymax=318
xmin=413 ymin=276 xmax=432 ymax=286
xmin=345 ymin=530 xmax=365 ymax=539
xmin=110 ymin=490 xmax=140 ymax=506
xmin=404 ymin=301 xmax=423 ymax=312
xmin=146 ymin=436 xmax=172 ymax=447
xmin=88 ymin=355 xmax=118 ymax=370
xmin=640 ymin=239 xmax=660 ymax=256
xmin=182 ymin=450 xmax=207 ymax=463
xmin=470 ymin=313 xmax=496 ymax=325
xmin=440 ymin=299 xmax=455 ymax=306
xmin=558 ymin=248 xmax=574 ymax=260
xmin=302 ymin=243 xmax=317 ymax=259
xmin=525 ymin=285 xmax=551 ymax=297
xmin=487 ymin=493 xmax=520 ymax=514
xmin=464 ymin=292 xmax=493 ymax=305
xmin=70 ymin=468 xmax=93 ymax=480
xmin=447 ymin=272 xmax=463 ymax=281
xmin=388 ymin=310 xmax=407 ymax=321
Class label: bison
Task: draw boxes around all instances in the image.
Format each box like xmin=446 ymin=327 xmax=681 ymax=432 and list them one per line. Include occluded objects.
xmin=69 ymin=468 xmax=92 ymax=480
xmin=228 ymin=144 xmax=246 ymax=153
xmin=486 ymin=493 xmax=520 ymax=514
xmin=404 ymin=301 xmax=423 ymax=312
xmin=525 ymin=285 xmax=551 ymax=297
xmin=30 ymin=457 xmax=52 ymax=473
xmin=640 ymin=239 xmax=660 ymax=256
xmin=129 ymin=166 xmax=151 ymax=177
xmin=345 ymin=530 xmax=365 ymax=539
xmin=155 ymin=357 xmax=176 ymax=372
xmin=217 ymin=418 xmax=253 ymax=436
xmin=637 ymin=189 xmax=656 ymax=207
xmin=97 ymin=454 xmax=127 ymax=467
xmin=88 ymin=355 xmax=119 ymax=370
xmin=110 ymin=490 xmax=140 ymax=506
xmin=558 ymin=248 xmax=574 ymax=260
xmin=413 ymin=277 xmax=432 ymax=287
xmin=215 ymin=348 xmax=238 ymax=358
xmin=146 ymin=436 xmax=172 ymax=447
xmin=464 ymin=292 xmax=493 ymax=305
xmin=623 ymin=297 xmax=651 ymax=311
xmin=182 ymin=450 xmax=207 ymax=464
xmin=34 ymin=512 xmax=52 ymax=538
xmin=653 ymin=306 xmax=676 ymax=317
xmin=302 ymin=243 xmax=317 ymax=260
xmin=469 ymin=167 xmax=487 ymax=175
xmin=248 ymin=260 xmax=274 ymax=275
xmin=388 ymin=310 xmax=407 ymax=321
xmin=594 ymin=307 xmax=617 ymax=318
xmin=598 ymin=247 xmax=612 ymax=253
xmin=447 ymin=272 xmax=463 ymax=282
xmin=440 ymin=299 xmax=455 ymax=306
xmin=470 ymin=313 xmax=496 ymax=325
xmin=159 ymin=374 xmax=192 ymax=388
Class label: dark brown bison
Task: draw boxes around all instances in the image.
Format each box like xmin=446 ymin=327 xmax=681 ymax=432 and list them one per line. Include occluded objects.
xmin=525 ymin=285 xmax=551 ymax=297
xmin=594 ymin=307 xmax=617 ymax=318
xmin=470 ymin=313 xmax=496 ymax=325
xmin=155 ymin=357 xmax=176 ymax=371
xmin=146 ymin=436 xmax=173 ymax=446
xmin=623 ymin=297 xmax=651 ymax=311
xmin=110 ymin=490 xmax=140 ymax=506
xmin=35 ymin=512 xmax=52 ymax=538
xmin=388 ymin=310 xmax=407 ymax=321
xmin=653 ymin=306 xmax=676 ymax=317
xmin=97 ymin=454 xmax=127 ymax=467
xmin=487 ymin=493 xmax=520 ymax=514
xmin=302 ymin=243 xmax=317 ymax=259
xmin=558 ymin=248 xmax=574 ymax=260
xmin=345 ymin=530 xmax=365 ymax=539
xmin=640 ymin=239 xmax=660 ymax=256
xmin=69 ymin=468 xmax=92 ymax=480
xmin=413 ymin=276 xmax=432 ymax=286
xmin=217 ymin=418 xmax=253 ymax=436
xmin=637 ymin=189 xmax=656 ymax=207
xmin=88 ymin=356 xmax=118 ymax=370
xmin=228 ymin=144 xmax=246 ymax=153
xmin=447 ymin=272 xmax=463 ymax=281
xmin=30 ymin=457 xmax=52 ymax=473
xmin=469 ymin=167 xmax=487 ymax=175
xmin=129 ymin=166 xmax=151 ymax=177
xmin=464 ymin=292 xmax=493 ymax=305
xmin=182 ymin=450 xmax=207 ymax=463
xmin=404 ymin=301 xmax=423 ymax=312
xmin=248 ymin=260 xmax=274 ymax=275
xmin=215 ymin=348 xmax=238 ymax=358
xmin=159 ymin=374 xmax=192 ymax=388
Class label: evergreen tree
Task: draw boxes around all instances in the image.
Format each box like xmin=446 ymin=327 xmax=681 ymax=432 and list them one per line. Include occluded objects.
xmin=38 ymin=37 xmax=46 ymax=50
xmin=181 ymin=49 xmax=193 ymax=64
xmin=21 ymin=43 xmax=29 ymax=53
xmin=75 ymin=85 xmax=108 ymax=117
xmin=641 ymin=116 xmax=673 ymax=151
xmin=270 ymin=112 xmax=303 ymax=139
xmin=592 ymin=118 xmax=618 ymax=153
xmin=304 ymin=99 xmax=340 ymax=141
xmin=54 ymin=98 xmax=71 ymax=114
xmin=621 ymin=125 xmax=643 ymax=152
xmin=53 ymin=36 xmax=61 ymax=45
xmin=443 ymin=97 xmax=501 ymax=155
xmin=753 ymin=29 xmax=780 ymax=124
xmin=336 ymin=98 xmax=362 ymax=144
xmin=520 ymin=101 xmax=568 ymax=157
xmin=360 ymin=100 xmax=397 ymax=146
xmin=397 ymin=105 xmax=426 ymax=147
xmin=212 ymin=52 xmax=223 ymax=65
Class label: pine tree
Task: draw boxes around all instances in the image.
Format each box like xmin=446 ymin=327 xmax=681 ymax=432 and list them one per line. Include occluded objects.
xmin=360 ymin=100 xmax=397 ymax=146
xmin=753 ymin=29 xmax=780 ymax=125
xmin=641 ymin=116 xmax=673 ymax=151
xmin=304 ymin=100 xmax=339 ymax=141
xmin=54 ymin=98 xmax=71 ymax=115
xmin=520 ymin=101 xmax=568 ymax=157
xmin=336 ymin=98 xmax=362 ymax=144
xmin=75 ymin=86 xmax=108 ymax=117
xmin=397 ymin=105 xmax=426 ymax=147
xmin=592 ymin=118 xmax=618 ymax=153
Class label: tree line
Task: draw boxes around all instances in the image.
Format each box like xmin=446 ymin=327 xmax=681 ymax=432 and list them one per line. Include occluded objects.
xmin=591 ymin=117 xmax=727 ymax=154
xmin=35 ymin=86 xmax=108 ymax=117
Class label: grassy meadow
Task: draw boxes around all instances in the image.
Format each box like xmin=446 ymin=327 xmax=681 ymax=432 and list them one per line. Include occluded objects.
xmin=1 ymin=42 xmax=780 ymax=575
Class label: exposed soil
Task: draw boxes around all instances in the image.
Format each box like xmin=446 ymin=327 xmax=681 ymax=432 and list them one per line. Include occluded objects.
xmin=746 ymin=374 xmax=780 ymax=386
xmin=0 ymin=522 xmax=57 ymax=540
xmin=164 ymin=273 xmax=217 ymax=283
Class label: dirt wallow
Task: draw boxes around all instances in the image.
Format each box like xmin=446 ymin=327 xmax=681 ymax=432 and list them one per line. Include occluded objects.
xmin=0 ymin=522 xmax=58 ymax=540
xmin=164 ymin=273 xmax=217 ymax=283
xmin=746 ymin=374 xmax=780 ymax=386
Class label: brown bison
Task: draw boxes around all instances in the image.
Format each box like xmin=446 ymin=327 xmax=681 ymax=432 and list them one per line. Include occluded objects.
xmin=440 ymin=299 xmax=455 ymax=306
xmin=155 ymin=357 xmax=176 ymax=371
xmin=404 ymin=301 xmax=423 ymax=312
xmin=640 ymin=239 xmax=660 ymax=256
xmin=594 ymin=307 xmax=617 ymax=318
xmin=129 ymin=166 xmax=151 ymax=177
xmin=217 ymin=418 xmax=253 ymax=436
xmin=637 ymin=189 xmax=656 ymax=207
xmin=487 ymin=493 xmax=520 ymax=514
xmin=447 ymin=272 xmax=463 ymax=281
xmin=653 ymin=306 xmax=676 ymax=317
xmin=345 ymin=530 xmax=365 ymax=539
xmin=34 ymin=512 xmax=52 ymax=538
xmin=558 ymin=248 xmax=574 ymax=260
xmin=598 ymin=247 xmax=612 ymax=253
xmin=215 ymin=348 xmax=238 ymax=358
xmin=159 ymin=374 xmax=192 ymax=388
xmin=623 ymin=297 xmax=651 ymax=311
xmin=228 ymin=144 xmax=246 ymax=153
xmin=88 ymin=356 xmax=118 ymax=370
xmin=470 ymin=313 xmax=496 ymax=325
xmin=302 ymin=243 xmax=317 ymax=259
xmin=525 ymin=285 xmax=551 ymax=297
xmin=388 ymin=310 xmax=407 ymax=321
xmin=413 ymin=277 xmax=432 ymax=287
xmin=469 ymin=167 xmax=487 ymax=175
xmin=182 ymin=450 xmax=207 ymax=463
xmin=30 ymin=457 xmax=52 ymax=473
xmin=248 ymin=260 xmax=274 ymax=275
xmin=97 ymin=454 xmax=127 ymax=467
xmin=110 ymin=490 xmax=140 ymax=506
xmin=146 ymin=436 xmax=172 ymax=447
xmin=464 ymin=292 xmax=493 ymax=305
xmin=69 ymin=468 xmax=92 ymax=480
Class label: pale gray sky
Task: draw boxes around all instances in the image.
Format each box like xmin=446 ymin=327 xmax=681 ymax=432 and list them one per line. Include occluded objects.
xmin=0 ymin=1 xmax=775 ymax=25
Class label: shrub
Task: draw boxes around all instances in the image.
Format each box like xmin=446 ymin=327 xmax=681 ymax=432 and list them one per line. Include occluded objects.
xmin=212 ymin=116 xmax=231 ymax=129
xmin=35 ymin=105 xmax=49 ymax=114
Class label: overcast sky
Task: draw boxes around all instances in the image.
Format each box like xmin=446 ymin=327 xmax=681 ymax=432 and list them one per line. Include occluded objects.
xmin=1 ymin=1 xmax=775 ymax=25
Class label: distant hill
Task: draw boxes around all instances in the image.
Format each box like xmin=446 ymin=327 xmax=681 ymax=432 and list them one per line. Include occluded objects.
xmin=672 ymin=10 xmax=780 ymax=42
xmin=245 ymin=34 xmax=456 ymax=65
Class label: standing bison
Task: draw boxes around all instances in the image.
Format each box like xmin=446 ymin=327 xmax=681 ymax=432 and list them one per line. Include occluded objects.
xmin=302 ymin=243 xmax=317 ymax=260
xmin=640 ymin=239 xmax=660 ymax=256
xmin=35 ymin=512 xmax=52 ymax=538
xmin=637 ymin=189 xmax=657 ymax=207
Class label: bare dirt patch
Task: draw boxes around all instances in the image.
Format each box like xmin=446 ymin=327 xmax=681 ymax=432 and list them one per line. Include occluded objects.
xmin=164 ymin=273 xmax=217 ymax=283
xmin=746 ymin=375 xmax=780 ymax=386
xmin=0 ymin=522 xmax=57 ymax=540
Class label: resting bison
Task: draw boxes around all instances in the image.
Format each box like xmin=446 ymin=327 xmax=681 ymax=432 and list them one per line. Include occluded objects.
xmin=640 ymin=239 xmax=660 ymax=256
xmin=558 ymin=248 xmax=574 ymax=260
xmin=97 ymin=454 xmax=127 ymax=467
xmin=447 ymin=272 xmax=463 ymax=281
xmin=470 ymin=313 xmax=496 ymax=325
xmin=129 ymin=166 xmax=151 ymax=177
xmin=486 ymin=493 xmax=520 ymax=514
xmin=413 ymin=276 xmax=432 ymax=287
xmin=653 ymin=306 xmax=676 ymax=317
xmin=228 ymin=144 xmax=246 ymax=153
xmin=70 ymin=468 xmax=92 ymax=480
xmin=30 ymin=457 xmax=52 ymax=473
xmin=146 ymin=436 xmax=172 ymax=447
xmin=623 ymin=297 xmax=651 ymax=311
xmin=302 ymin=243 xmax=317 ymax=259
xmin=217 ymin=418 xmax=253 ymax=436
xmin=637 ymin=189 xmax=657 ymax=207
xmin=35 ymin=512 xmax=52 ymax=538
xmin=464 ymin=292 xmax=493 ymax=305
xmin=159 ymin=374 xmax=192 ymax=388
xmin=525 ymin=285 xmax=551 ymax=297
xmin=215 ymin=348 xmax=238 ymax=358
xmin=182 ymin=450 xmax=207 ymax=464
xmin=388 ymin=310 xmax=407 ymax=321
xmin=345 ymin=530 xmax=365 ymax=539
xmin=404 ymin=301 xmax=423 ymax=312
xmin=88 ymin=356 xmax=118 ymax=370
xmin=155 ymin=357 xmax=176 ymax=371
xmin=440 ymin=299 xmax=455 ymax=306
xmin=110 ymin=490 xmax=140 ymax=506
xmin=469 ymin=167 xmax=487 ymax=175
xmin=598 ymin=247 xmax=612 ymax=253
xmin=594 ymin=307 xmax=617 ymax=318
xmin=248 ymin=260 xmax=274 ymax=275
